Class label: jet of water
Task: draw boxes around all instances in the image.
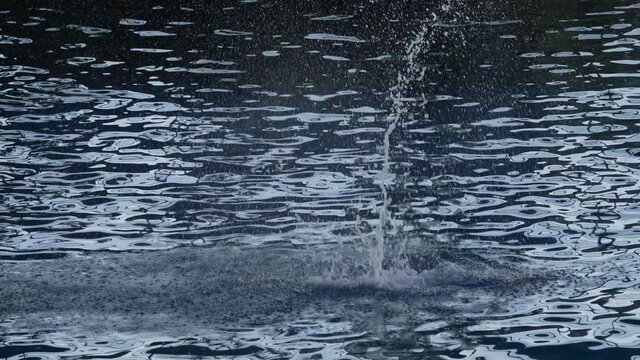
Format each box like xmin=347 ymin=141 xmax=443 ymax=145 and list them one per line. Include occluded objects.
xmin=370 ymin=15 xmax=438 ymax=282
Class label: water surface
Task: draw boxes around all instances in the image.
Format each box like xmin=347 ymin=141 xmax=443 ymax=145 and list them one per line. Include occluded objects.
xmin=3 ymin=0 xmax=640 ymax=358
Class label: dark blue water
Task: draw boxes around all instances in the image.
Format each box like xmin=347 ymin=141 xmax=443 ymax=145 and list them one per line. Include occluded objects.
xmin=3 ymin=0 xmax=640 ymax=358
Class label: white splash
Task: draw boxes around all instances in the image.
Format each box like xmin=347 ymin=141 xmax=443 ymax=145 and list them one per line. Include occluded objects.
xmin=370 ymin=16 xmax=438 ymax=282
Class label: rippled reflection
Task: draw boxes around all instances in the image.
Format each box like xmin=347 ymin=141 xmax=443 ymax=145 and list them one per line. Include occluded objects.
xmin=4 ymin=0 xmax=640 ymax=358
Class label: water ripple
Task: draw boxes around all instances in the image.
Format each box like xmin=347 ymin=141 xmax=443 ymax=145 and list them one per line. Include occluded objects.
xmin=3 ymin=0 xmax=640 ymax=358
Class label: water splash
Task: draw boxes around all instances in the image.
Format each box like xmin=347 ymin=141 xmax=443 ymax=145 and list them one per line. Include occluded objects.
xmin=369 ymin=3 xmax=461 ymax=281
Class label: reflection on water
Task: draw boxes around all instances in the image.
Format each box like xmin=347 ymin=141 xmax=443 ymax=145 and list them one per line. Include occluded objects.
xmin=0 ymin=315 xmax=364 ymax=359
xmin=3 ymin=0 xmax=640 ymax=358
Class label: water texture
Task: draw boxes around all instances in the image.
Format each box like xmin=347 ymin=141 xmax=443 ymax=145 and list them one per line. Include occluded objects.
xmin=2 ymin=0 xmax=640 ymax=358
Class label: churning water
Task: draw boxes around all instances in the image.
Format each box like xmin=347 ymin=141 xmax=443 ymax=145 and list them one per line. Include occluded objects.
xmin=3 ymin=0 xmax=640 ymax=358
